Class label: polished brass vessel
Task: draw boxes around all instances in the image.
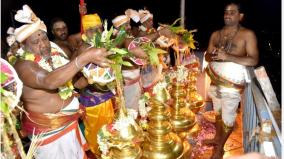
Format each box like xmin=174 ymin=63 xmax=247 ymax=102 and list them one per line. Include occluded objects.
xmin=186 ymin=70 xmax=205 ymax=114
xmin=106 ymin=104 xmax=143 ymax=159
xmin=170 ymin=82 xmax=196 ymax=139
xmin=142 ymin=83 xmax=191 ymax=159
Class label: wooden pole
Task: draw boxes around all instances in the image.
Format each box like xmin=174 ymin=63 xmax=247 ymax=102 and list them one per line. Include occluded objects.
xmin=80 ymin=0 xmax=85 ymax=34
xmin=180 ymin=0 xmax=185 ymax=27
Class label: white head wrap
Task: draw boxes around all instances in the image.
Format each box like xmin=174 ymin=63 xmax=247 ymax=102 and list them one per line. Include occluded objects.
xmin=138 ymin=9 xmax=153 ymax=23
xmin=6 ymin=27 xmax=16 ymax=46
xmin=125 ymin=9 xmax=140 ymax=23
xmin=14 ymin=5 xmax=47 ymax=43
xmin=112 ymin=15 xmax=130 ymax=28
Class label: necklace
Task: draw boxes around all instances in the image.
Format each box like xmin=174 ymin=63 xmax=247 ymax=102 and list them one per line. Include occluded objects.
xmin=21 ymin=48 xmax=74 ymax=100
xmin=218 ymin=25 xmax=240 ymax=53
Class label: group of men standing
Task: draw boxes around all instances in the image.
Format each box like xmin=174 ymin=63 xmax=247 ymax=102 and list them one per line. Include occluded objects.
xmin=4 ymin=1 xmax=259 ymax=159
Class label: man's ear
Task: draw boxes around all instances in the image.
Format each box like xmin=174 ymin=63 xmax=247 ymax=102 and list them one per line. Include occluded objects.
xmin=240 ymin=13 xmax=244 ymax=21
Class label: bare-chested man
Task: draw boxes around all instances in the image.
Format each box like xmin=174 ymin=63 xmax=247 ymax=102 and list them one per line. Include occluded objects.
xmin=204 ymin=2 xmax=259 ymax=159
xmin=50 ymin=18 xmax=82 ymax=59
xmin=12 ymin=5 xmax=112 ymax=159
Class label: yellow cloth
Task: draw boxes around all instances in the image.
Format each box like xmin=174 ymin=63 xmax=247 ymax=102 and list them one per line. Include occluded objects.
xmin=83 ymin=99 xmax=114 ymax=155
xmin=82 ymin=14 xmax=102 ymax=32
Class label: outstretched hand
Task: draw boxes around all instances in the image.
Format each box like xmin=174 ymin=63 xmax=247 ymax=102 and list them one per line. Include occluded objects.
xmin=158 ymin=27 xmax=175 ymax=38
xmin=86 ymin=48 xmax=114 ymax=67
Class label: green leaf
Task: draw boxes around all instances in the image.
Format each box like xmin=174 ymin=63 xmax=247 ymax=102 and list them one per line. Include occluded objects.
xmin=121 ymin=61 xmax=133 ymax=67
xmin=106 ymin=26 xmax=114 ymax=42
xmin=150 ymin=48 xmax=168 ymax=54
xmin=113 ymin=29 xmax=127 ymax=46
xmin=111 ymin=64 xmax=123 ymax=82
xmin=108 ymin=54 xmax=124 ymax=65
xmin=148 ymin=52 xmax=159 ymax=66
xmin=170 ymin=26 xmax=187 ymax=34
xmin=58 ymin=89 xmax=73 ymax=100
xmin=110 ymin=48 xmax=129 ymax=55
xmin=0 ymin=101 xmax=9 ymax=115
xmin=92 ymin=32 xmax=102 ymax=48
xmin=141 ymin=42 xmax=167 ymax=66
xmin=0 ymin=87 xmax=5 ymax=94
xmin=0 ymin=72 xmax=8 ymax=84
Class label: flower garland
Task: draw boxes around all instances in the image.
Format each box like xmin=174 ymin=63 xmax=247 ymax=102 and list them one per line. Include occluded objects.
xmin=21 ymin=50 xmax=74 ymax=100
xmin=138 ymin=92 xmax=151 ymax=130
xmin=97 ymin=108 xmax=142 ymax=158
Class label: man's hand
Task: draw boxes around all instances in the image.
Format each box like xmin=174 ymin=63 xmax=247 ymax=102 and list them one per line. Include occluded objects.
xmin=158 ymin=27 xmax=175 ymax=38
xmin=129 ymin=47 xmax=148 ymax=59
xmin=86 ymin=48 xmax=114 ymax=67
xmin=211 ymin=47 xmax=228 ymax=61
xmin=205 ymin=48 xmax=217 ymax=62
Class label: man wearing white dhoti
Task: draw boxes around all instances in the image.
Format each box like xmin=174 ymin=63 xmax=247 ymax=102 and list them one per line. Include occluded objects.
xmin=204 ymin=2 xmax=259 ymax=159
xmin=12 ymin=4 xmax=112 ymax=159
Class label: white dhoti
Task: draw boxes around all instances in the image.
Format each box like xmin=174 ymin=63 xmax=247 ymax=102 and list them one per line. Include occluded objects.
xmin=208 ymin=85 xmax=241 ymax=127
xmin=206 ymin=62 xmax=246 ymax=127
xmin=122 ymin=69 xmax=142 ymax=111
xmin=34 ymin=97 xmax=88 ymax=159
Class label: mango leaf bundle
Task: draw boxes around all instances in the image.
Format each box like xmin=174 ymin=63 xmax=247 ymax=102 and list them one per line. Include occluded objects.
xmin=159 ymin=18 xmax=197 ymax=50
xmin=141 ymin=42 xmax=167 ymax=66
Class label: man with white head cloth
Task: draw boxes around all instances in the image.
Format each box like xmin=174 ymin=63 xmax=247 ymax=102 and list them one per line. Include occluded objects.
xmin=12 ymin=5 xmax=112 ymax=159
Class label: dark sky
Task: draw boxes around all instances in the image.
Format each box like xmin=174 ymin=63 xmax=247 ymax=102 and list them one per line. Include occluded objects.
xmin=1 ymin=0 xmax=282 ymax=101
xmin=1 ymin=0 xmax=281 ymax=49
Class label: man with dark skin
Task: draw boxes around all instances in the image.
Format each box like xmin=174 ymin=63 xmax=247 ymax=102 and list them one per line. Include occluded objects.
xmin=50 ymin=3 xmax=87 ymax=59
xmin=51 ymin=18 xmax=82 ymax=59
xmin=204 ymin=2 xmax=258 ymax=159
xmin=12 ymin=5 xmax=112 ymax=157
xmin=15 ymin=30 xmax=112 ymax=113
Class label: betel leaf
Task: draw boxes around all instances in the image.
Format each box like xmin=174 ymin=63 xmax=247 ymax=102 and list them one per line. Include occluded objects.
xmin=0 ymin=72 xmax=8 ymax=84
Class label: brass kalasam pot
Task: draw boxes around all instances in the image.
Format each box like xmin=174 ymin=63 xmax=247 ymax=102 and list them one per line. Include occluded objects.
xmin=148 ymin=121 xmax=172 ymax=136
xmin=142 ymin=92 xmax=186 ymax=159
xmin=188 ymin=93 xmax=205 ymax=113
xmin=170 ymin=83 xmax=196 ymax=132
xmin=110 ymin=145 xmax=142 ymax=159
xmin=142 ymin=132 xmax=184 ymax=159
xmin=116 ymin=124 xmax=139 ymax=142
xmin=170 ymin=112 xmax=196 ymax=132
xmin=190 ymin=101 xmax=205 ymax=114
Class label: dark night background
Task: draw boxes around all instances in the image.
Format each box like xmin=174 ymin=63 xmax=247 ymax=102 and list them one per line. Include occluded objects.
xmin=1 ymin=0 xmax=281 ymax=102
